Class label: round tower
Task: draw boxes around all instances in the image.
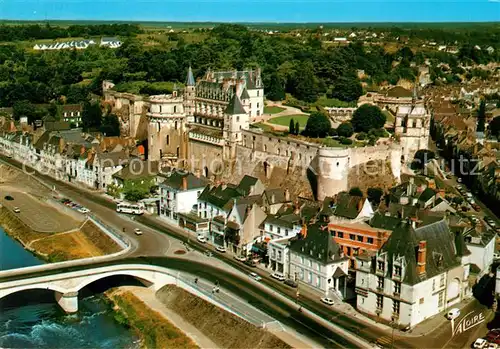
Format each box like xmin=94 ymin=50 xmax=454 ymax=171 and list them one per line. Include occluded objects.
xmin=184 ymin=66 xmax=196 ymax=123
xmin=315 ymin=147 xmax=350 ymax=201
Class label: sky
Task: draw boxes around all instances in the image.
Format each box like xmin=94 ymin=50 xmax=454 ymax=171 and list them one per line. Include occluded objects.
xmin=0 ymin=0 xmax=499 ymax=23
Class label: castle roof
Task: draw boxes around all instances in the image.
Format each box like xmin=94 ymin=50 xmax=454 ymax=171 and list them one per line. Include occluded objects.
xmin=240 ymin=87 xmax=250 ymax=100
xmin=225 ymin=94 xmax=247 ymax=115
xmin=186 ymin=66 xmax=195 ymax=86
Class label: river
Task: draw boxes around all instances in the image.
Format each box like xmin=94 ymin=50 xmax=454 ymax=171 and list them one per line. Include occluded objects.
xmin=0 ymin=227 xmax=139 ymax=348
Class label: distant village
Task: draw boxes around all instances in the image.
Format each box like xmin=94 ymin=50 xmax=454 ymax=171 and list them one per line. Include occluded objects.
xmin=33 ymin=37 xmax=122 ymax=50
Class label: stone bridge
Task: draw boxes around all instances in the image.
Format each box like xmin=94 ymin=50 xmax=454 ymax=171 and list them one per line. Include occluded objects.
xmin=0 ymin=263 xmax=205 ymax=313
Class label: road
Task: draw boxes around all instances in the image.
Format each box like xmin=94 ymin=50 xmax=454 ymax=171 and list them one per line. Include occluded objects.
xmin=0 ymin=154 xmax=490 ymax=348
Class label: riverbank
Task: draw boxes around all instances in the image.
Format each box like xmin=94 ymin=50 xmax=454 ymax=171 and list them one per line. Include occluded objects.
xmin=105 ymin=287 xmax=199 ymax=349
xmin=0 ymin=206 xmax=120 ymax=263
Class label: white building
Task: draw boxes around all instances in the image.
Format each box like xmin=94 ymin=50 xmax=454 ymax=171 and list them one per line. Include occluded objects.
xmin=355 ymin=219 xmax=471 ymax=328
xmin=288 ymin=224 xmax=349 ymax=297
xmin=395 ymin=102 xmax=430 ymax=163
xmin=463 ymin=228 xmax=495 ymax=277
xmin=159 ymin=171 xmax=208 ymax=224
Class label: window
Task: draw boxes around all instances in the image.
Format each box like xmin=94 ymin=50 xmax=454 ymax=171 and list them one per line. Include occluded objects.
xmin=301 ymin=256 xmax=305 ymax=264
xmin=350 ymin=234 xmax=355 ymax=240
xmin=317 ymin=277 xmax=321 ymax=288
xmin=394 ymin=266 xmax=402 ymax=277
xmin=285 ymin=229 xmax=289 ymax=236
xmin=174 ymin=106 xmax=177 ymax=113
xmin=367 ymin=237 xmax=374 ymax=244
xmin=438 ymin=291 xmax=444 ymax=307
xmin=270 ymin=225 xmax=273 ymax=232
xmin=308 ymin=259 xmax=312 ymax=268
xmin=308 ymin=271 xmax=312 ymax=283
xmin=278 ymin=250 xmax=282 ymax=260
xmin=376 ymin=295 xmax=384 ymax=310
xmin=419 ymin=298 xmax=424 ymax=304
xmin=331 ymin=231 xmax=336 ymax=237
xmin=357 ymin=235 xmax=363 ymax=242
xmin=394 ymin=281 xmax=401 ymax=295
xmin=432 ymin=280 xmax=436 ymax=291
xmin=377 ymin=276 xmax=384 ymax=289
xmin=236 ymin=116 xmax=240 ymax=122
xmin=277 ymin=227 xmax=281 ymax=234
xmin=393 ymin=300 xmax=400 ymax=315
xmin=166 ymin=135 xmax=170 ymax=145
xmin=338 ymin=232 xmax=344 ymax=238
xmin=257 ymin=91 xmax=259 ymax=97
xmin=377 ymin=261 xmax=385 ymax=273
xmin=440 ymin=274 xmax=445 ymax=287
xmin=272 ymin=248 xmax=276 ymax=258
xmin=257 ymin=103 xmax=260 ymax=108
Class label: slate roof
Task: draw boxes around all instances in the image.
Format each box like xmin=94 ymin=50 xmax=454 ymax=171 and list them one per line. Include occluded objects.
xmin=418 ymin=187 xmax=436 ymax=203
xmin=95 ymin=151 xmax=129 ymax=167
xmin=289 ymin=224 xmax=345 ymax=265
xmin=113 ymin=161 xmax=160 ymax=181
xmin=34 ymin=131 xmax=51 ymax=150
xmin=198 ymin=184 xmax=242 ymax=210
xmin=225 ymin=94 xmax=247 ymax=115
xmin=44 ymin=121 xmax=71 ymax=131
xmin=186 ymin=66 xmax=195 ymax=86
xmin=237 ymin=175 xmax=259 ymax=196
xmin=263 ymin=188 xmax=289 ymax=205
xmin=240 ymin=87 xmax=250 ymax=100
xmin=369 ymin=211 xmax=401 ymax=231
xmin=333 ymin=192 xmax=364 ymax=219
xmin=160 ymin=171 xmax=208 ymax=191
xmin=380 ymin=219 xmax=461 ymax=285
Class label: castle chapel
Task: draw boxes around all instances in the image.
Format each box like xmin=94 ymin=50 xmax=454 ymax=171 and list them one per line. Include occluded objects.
xmin=145 ymin=67 xmax=264 ymax=175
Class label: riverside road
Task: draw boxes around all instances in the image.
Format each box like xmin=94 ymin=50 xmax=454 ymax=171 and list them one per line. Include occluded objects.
xmin=0 ymin=154 xmax=490 ymax=349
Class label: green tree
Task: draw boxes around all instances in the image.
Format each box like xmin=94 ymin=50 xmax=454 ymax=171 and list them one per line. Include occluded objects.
xmin=295 ymin=121 xmax=300 ymax=135
xmin=477 ymin=99 xmax=486 ymax=132
xmin=100 ymin=114 xmax=121 ymax=136
xmin=124 ymin=188 xmax=147 ymax=202
xmin=12 ymin=100 xmax=36 ymax=122
xmin=82 ymin=101 xmax=102 ymax=132
xmin=367 ymin=187 xmax=384 ymax=205
xmin=289 ymin=118 xmax=295 ymax=135
xmin=303 ymin=112 xmax=330 ymax=138
xmin=291 ymin=62 xmax=319 ymax=103
xmin=266 ymin=73 xmax=285 ymax=101
xmin=351 ymin=104 xmax=386 ymax=133
xmin=329 ymin=76 xmax=363 ymax=103
xmin=349 ymin=187 xmax=363 ymax=197
xmin=337 ymin=122 xmax=354 ymax=138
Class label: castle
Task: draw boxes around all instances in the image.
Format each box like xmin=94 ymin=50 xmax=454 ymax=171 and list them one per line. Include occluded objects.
xmin=103 ymin=70 xmax=435 ymax=199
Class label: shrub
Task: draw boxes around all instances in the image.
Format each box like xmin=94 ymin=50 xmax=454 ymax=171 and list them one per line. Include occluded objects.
xmin=340 ymin=137 xmax=353 ymax=145
xmin=356 ymin=132 xmax=367 ymax=140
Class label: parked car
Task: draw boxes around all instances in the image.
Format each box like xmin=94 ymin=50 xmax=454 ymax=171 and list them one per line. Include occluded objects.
xmin=197 ymin=235 xmax=207 ymax=243
xmin=13 ymin=207 xmax=20 ymax=213
xmin=134 ymin=228 xmax=143 ymax=236
xmin=488 ymin=342 xmax=499 ymax=349
xmin=234 ymin=255 xmax=247 ymax=262
xmin=446 ymin=308 xmax=460 ymax=320
xmin=320 ymin=297 xmax=335 ymax=306
xmin=249 ymin=272 xmax=262 ymax=281
xmin=494 ymin=253 xmax=500 ymax=260
xmin=473 ymin=338 xmax=488 ymax=349
xmin=284 ymin=279 xmax=298 ymax=288
xmin=78 ymin=207 xmax=90 ymax=214
xmin=215 ymin=245 xmax=226 ymax=253
xmin=271 ymin=272 xmax=285 ymax=281
xmin=4 ymin=195 xmax=14 ymax=201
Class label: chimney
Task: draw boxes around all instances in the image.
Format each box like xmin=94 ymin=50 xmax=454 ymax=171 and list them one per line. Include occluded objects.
xmin=357 ymin=198 xmax=363 ymax=212
xmin=417 ymin=240 xmax=427 ymax=275
xmin=285 ymin=188 xmax=290 ymax=202
xmin=182 ymin=176 xmax=187 ymax=191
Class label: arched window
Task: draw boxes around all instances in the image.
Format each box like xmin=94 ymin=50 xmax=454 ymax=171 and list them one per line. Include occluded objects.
xmin=174 ymin=106 xmax=177 ymax=113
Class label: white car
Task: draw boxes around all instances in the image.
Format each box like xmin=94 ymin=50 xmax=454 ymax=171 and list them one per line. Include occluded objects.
xmin=134 ymin=228 xmax=143 ymax=236
xmin=13 ymin=207 xmax=20 ymax=213
xmin=78 ymin=207 xmax=90 ymax=214
xmin=320 ymin=297 xmax=335 ymax=306
xmin=234 ymin=255 xmax=247 ymax=262
xmin=216 ymin=245 xmax=226 ymax=253
xmin=446 ymin=308 xmax=460 ymax=320
xmin=271 ymin=272 xmax=286 ymax=281
xmin=474 ymin=338 xmax=488 ymax=349
xmin=488 ymin=343 xmax=498 ymax=349
xmin=197 ymin=235 xmax=207 ymax=243
xmin=249 ymin=272 xmax=262 ymax=281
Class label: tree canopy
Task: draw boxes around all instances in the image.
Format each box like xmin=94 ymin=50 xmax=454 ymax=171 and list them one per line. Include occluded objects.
xmin=489 ymin=116 xmax=500 ymax=139
xmin=349 ymin=187 xmax=363 ymax=197
xmin=337 ymin=122 xmax=354 ymax=138
xmin=303 ymin=112 xmax=331 ymax=138
xmin=351 ymin=104 xmax=386 ymax=133
xmin=82 ymin=101 xmax=103 ymax=132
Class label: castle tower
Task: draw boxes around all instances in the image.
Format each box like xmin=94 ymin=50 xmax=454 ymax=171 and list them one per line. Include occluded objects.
xmin=184 ymin=66 xmax=196 ymax=123
xmin=315 ymin=148 xmax=350 ymax=201
xmin=223 ymin=93 xmax=249 ymax=160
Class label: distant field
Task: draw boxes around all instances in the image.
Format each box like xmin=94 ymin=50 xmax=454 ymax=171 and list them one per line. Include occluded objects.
xmin=264 ymin=106 xmax=285 ymax=114
xmin=268 ymin=114 xmax=309 ymax=128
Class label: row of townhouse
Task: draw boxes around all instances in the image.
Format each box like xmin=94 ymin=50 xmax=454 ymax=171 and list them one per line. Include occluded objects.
xmin=0 ymin=128 xmax=132 ymax=191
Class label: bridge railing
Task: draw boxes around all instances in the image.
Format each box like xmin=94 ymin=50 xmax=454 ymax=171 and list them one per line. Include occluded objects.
xmin=88 ymin=214 xmax=129 ymax=250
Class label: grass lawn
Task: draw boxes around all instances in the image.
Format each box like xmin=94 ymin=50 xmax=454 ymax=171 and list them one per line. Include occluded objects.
xmin=251 ymin=122 xmax=275 ymax=132
xmin=268 ymin=114 xmax=309 ymax=129
xmin=264 ymin=106 xmax=285 ymax=114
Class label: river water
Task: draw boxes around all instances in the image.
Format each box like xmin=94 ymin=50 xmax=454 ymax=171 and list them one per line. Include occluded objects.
xmin=0 ymin=227 xmax=139 ymax=348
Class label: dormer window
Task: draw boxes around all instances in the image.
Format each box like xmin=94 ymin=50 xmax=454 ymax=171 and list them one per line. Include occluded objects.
xmin=394 ymin=266 xmax=402 ymax=277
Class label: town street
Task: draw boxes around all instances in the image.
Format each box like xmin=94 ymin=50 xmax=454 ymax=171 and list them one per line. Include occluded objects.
xmin=0 ymin=154 xmax=493 ymax=348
